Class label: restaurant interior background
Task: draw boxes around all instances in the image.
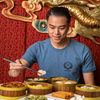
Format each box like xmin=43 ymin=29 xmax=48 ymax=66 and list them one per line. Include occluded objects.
xmin=0 ymin=0 xmax=100 ymax=87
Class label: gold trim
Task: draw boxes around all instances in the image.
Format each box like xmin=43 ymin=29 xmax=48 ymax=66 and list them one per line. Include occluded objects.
xmin=0 ymin=95 xmax=26 ymax=100
xmin=52 ymin=80 xmax=77 ymax=86
xmin=76 ymin=84 xmax=100 ymax=92
xmin=24 ymin=77 xmax=48 ymax=82
xmin=67 ymin=27 xmax=73 ymax=35
xmin=49 ymin=77 xmax=68 ymax=81
xmin=0 ymin=85 xmax=26 ymax=91
xmin=85 ymin=97 xmax=100 ymax=100
xmin=28 ymin=82 xmax=52 ymax=89
xmin=32 ymin=19 xmax=48 ymax=33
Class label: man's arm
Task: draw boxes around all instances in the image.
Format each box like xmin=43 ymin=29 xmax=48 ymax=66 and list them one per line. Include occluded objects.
xmin=8 ymin=59 xmax=30 ymax=77
xmin=83 ymin=71 xmax=95 ymax=85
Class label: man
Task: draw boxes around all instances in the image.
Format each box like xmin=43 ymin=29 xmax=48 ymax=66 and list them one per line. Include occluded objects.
xmin=9 ymin=7 xmax=96 ymax=85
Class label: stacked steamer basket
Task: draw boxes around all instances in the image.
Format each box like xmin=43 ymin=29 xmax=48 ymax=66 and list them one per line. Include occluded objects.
xmin=24 ymin=77 xmax=48 ymax=88
xmin=28 ymin=82 xmax=52 ymax=95
xmin=75 ymin=84 xmax=100 ymax=100
xmin=0 ymin=82 xmax=26 ymax=100
xmin=51 ymin=78 xmax=77 ymax=93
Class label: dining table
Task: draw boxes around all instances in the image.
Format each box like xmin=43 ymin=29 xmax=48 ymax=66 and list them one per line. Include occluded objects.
xmin=0 ymin=93 xmax=68 ymax=100
xmin=0 ymin=93 xmax=84 ymax=100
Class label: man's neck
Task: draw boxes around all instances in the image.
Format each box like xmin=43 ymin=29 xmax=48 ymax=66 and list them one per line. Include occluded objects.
xmin=51 ymin=38 xmax=69 ymax=49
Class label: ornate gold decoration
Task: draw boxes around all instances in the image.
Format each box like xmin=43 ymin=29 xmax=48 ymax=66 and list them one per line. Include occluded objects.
xmin=28 ymin=0 xmax=66 ymax=6
xmin=32 ymin=19 xmax=48 ymax=33
xmin=66 ymin=27 xmax=77 ymax=38
xmin=0 ymin=0 xmax=42 ymax=22
xmin=0 ymin=0 xmax=100 ymax=44
xmin=44 ymin=0 xmax=100 ymax=45
xmin=45 ymin=0 xmax=100 ymax=28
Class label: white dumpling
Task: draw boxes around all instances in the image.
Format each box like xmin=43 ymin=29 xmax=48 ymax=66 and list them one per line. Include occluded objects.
xmin=39 ymin=78 xmax=43 ymax=80
xmin=56 ymin=81 xmax=63 ymax=84
xmin=89 ymin=87 xmax=96 ymax=89
xmin=64 ymin=82 xmax=72 ymax=84
xmin=81 ymin=86 xmax=88 ymax=89
xmin=34 ymin=78 xmax=39 ymax=80
xmin=28 ymin=78 xmax=33 ymax=80
xmin=36 ymin=84 xmax=43 ymax=87
xmin=38 ymin=70 xmax=46 ymax=76
xmin=81 ymin=86 xmax=85 ymax=88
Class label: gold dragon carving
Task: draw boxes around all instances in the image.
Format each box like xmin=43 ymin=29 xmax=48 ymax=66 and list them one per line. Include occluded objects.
xmin=0 ymin=0 xmax=100 ymax=44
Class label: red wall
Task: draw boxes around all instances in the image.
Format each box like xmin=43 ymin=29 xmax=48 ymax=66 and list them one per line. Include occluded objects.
xmin=0 ymin=0 xmax=100 ymax=86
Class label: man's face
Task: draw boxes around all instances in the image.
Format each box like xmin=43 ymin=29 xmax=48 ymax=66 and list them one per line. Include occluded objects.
xmin=47 ymin=15 xmax=69 ymax=44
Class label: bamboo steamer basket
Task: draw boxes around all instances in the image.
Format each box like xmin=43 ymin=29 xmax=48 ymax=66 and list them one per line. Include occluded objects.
xmin=28 ymin=82 xmax=52 ymax=95
xmin=24 ymin=77 xmax=48 ymax=88
xmin=48 ymin=77 xmax=68 ymax=83
xmin=52 ymin=80 xmax=77 ymax=93
xmin=75 ymin=84 xmax=100 ymax=100
xmin=0 ymin=82 xmax=26 ymax=100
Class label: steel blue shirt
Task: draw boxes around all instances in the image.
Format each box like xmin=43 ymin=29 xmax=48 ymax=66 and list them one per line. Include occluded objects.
xmin=21 ymin=38 xmax=96 ymax=83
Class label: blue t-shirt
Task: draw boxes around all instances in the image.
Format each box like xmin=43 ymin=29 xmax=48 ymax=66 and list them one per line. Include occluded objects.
xmin=21 ymin=38 xmax=96 ymax=83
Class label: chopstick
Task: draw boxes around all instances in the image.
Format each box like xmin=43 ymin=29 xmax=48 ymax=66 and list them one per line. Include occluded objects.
xmin=3 ymin=57 xmax=42 ymax=74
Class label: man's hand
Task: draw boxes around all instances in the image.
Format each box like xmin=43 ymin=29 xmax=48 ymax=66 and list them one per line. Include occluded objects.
xmin=8 ymin=59 xmax=30 ymax=77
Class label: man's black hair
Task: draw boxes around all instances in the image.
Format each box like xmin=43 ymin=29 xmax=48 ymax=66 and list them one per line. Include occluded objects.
xmin=46 ymin=7 xmax=71 ymax=23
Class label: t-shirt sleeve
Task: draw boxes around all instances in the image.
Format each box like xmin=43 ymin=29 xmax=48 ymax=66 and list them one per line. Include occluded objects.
xmin=81 ymin=45 xmax=96 ymax=73
xmin=21 ymin=43 xmax=37 ymax=67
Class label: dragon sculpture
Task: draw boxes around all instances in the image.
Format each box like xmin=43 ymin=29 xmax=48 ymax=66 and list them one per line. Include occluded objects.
xmin=0 ymin=0 xmax=100 ymax=44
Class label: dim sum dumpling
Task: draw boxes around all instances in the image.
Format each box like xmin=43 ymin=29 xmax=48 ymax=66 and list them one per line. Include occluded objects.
xmin=56 ymin=81 xmax=63 ymax=84
xmin=38 ymin=70 xmax=46 ymax=76
xmin=34 ymin=78 xmax=38 ymax=80
xmin=39 ymin=78 xmax=44 ymax=80
xmin=36 ymin=84 xmax=43 ymax=87
xmin=64 ymin=82 xmax=72 ymax=84
xmin=28 ymin=78 xmax=33 ymax=80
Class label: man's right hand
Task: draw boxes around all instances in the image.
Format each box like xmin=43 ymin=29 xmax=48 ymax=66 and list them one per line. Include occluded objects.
xmin=8 ymin=59 xmax=30 ymax=77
